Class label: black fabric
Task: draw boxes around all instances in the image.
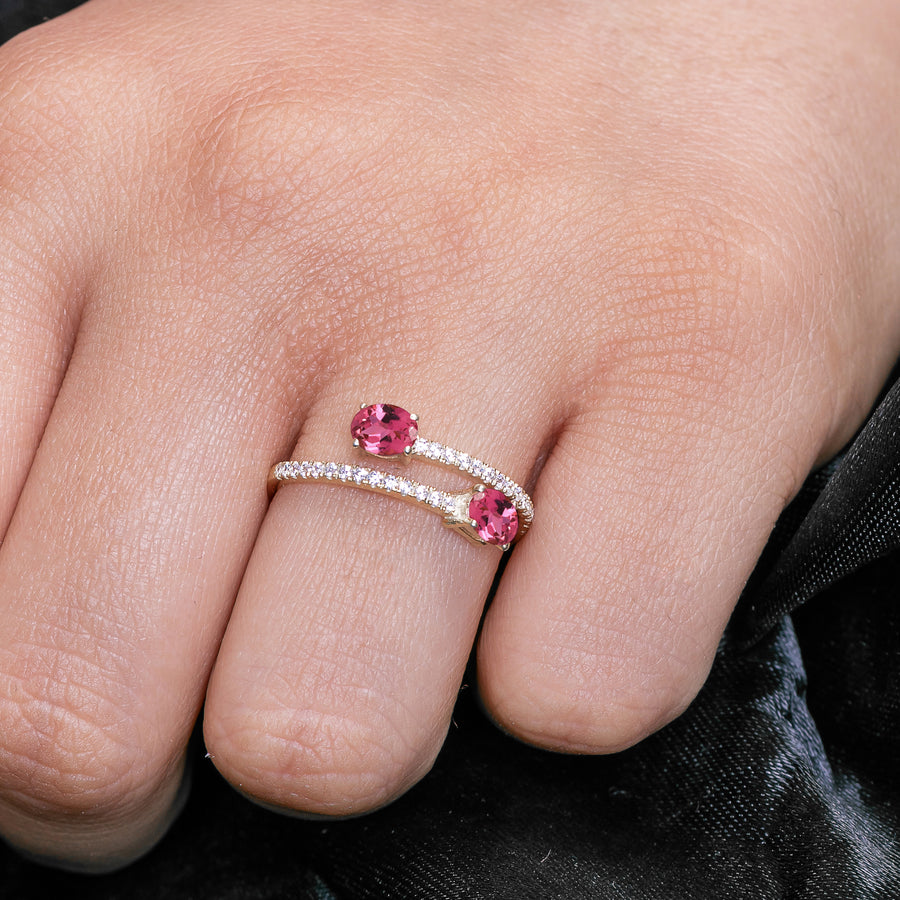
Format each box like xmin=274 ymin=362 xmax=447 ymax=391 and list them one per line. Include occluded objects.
xmin=736 ymin=370 xmax=900 ymax=645
xmin=0 ymin=0 xmax=83 ymax=42
xmin=2 ymin=4 xmax=900 ymax=897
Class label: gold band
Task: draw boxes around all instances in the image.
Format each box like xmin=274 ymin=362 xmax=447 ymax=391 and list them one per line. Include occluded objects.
xmin=267 ymin=403 xmax=532 ymax=549
xmin=268 ymin=460 xmax=519 ymax=548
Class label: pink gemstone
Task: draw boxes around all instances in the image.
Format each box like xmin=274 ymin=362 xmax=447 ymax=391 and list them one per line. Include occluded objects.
xmin=351 ymin=403 xmax=418 ymax=456
xmin=469 ymin=488 xmax=518 ymax=546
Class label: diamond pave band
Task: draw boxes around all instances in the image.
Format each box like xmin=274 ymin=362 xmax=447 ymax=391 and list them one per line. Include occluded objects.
xmin=267 ymin=403 xmax=533 ymax=549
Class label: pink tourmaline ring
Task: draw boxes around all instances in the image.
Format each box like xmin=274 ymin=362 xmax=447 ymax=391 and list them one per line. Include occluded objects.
xmin=267 ymin=403 xmax=533 ymax=550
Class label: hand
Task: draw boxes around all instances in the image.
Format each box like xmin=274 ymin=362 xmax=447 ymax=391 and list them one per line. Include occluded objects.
xmin=1 ymin=0 xmax=898 ymax=872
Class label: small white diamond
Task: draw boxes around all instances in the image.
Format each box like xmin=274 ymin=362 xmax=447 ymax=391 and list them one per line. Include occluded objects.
xmin=367 ymin=472 xmax=385 ymax=488
xmin=397 ymin=480 xmax=412 ymax=496
xmin=353 ymin=468 xmax=369 ymax=484
xmin=324 ymin=463 xmax=339 ymax=478
xmin=471 ymin=461 xmax=484 ymax=477
xmin=384 ymin=475 xmax=399 ymax=492
xmin=311 ymin=462 xmax=325 ymax=477
xmin=456 ymin=452 xmax=471 ymax=471
xmin=414 ymin=485 xmax=429 ymax=502
xmin=339 ymin=465 xmax=353 ymax=481
xmin=426 ymin=489 xmax=442 ymax=506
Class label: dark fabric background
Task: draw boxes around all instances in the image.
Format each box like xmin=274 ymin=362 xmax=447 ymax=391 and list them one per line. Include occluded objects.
xmin=2 ymin=3 xmax=899 ymax=897
xmin=0 ymin=0 xmax=75 ymax=41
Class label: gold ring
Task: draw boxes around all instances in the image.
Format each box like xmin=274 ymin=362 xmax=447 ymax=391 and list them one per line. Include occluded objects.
xmin=268 ymin=403 xmax=532 ymax=550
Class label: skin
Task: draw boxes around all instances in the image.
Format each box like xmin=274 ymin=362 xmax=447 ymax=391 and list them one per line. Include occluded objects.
xmin=0 ymin=0 xmax=898 ymax=873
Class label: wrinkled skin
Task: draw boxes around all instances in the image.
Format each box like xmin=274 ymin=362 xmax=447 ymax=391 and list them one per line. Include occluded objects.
xmin=0 ymin=0 xmax=898 ymax=872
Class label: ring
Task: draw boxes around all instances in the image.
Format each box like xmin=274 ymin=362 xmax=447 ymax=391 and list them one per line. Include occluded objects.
xmin=268 ymin=403 xmax=533 ymax=550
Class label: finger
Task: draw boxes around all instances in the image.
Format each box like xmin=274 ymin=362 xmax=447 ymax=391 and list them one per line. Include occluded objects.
xmin=204 ymin=375 xmax=548 ymax=815
xmin=0 ymin=40 xmax=89 ymax=534
xmin=0 ymin=268 xmax=305 ymax=871
xmin=477 ymin=323 xmax=832 ymax=753
xmin=0 ymin=215 xmax=79 ymax=532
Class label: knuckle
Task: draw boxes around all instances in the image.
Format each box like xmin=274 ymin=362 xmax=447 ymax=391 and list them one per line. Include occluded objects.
xmin=483 ymin=610 xmax=708 ymax=754
xmin=205 ymin=696 xmax=436 ymax=816
xmin=0 ymin=651 xmax=159 ymax=821
xmin=0 ymin=25 xmax=114 ymax=206
xmin=186 ymin=78 xmax=352 ymax=237
xmin=583 ymin=195 xmax=820 ymax=448
xmin=489 ymin=668 xmax=688 ymax=756
xmin=181 ymin=80 xmax=387 ymax=343
xmin=0 ymin=28 xmax=84 ymax=148
xmin=612 ymin=201 xmax=787 ymax=376
xmin=0 ymin=25 xmax=57 ymax=96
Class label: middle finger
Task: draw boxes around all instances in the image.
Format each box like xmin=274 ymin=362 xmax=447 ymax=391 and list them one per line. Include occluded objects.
xmin=205 ymin=360 xmax=552 ymax=814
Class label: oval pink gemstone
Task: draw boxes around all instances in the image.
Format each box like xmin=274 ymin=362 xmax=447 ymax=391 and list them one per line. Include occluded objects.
xmin=469 ymin=488 xmax=518 ymax=546
xmin=351 ymin=403 xmax=418 ymax=456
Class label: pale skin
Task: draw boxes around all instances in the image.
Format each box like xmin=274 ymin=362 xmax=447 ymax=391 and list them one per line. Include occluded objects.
xmin=0 ymin=0 xmax=898 ymax=873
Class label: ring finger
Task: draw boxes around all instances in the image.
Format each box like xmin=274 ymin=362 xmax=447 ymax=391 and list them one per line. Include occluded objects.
xmin=204 ymin=358 xmax=552 ymax=814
